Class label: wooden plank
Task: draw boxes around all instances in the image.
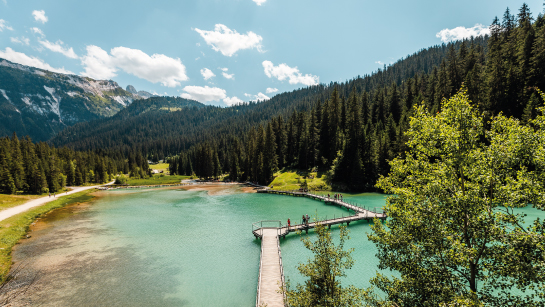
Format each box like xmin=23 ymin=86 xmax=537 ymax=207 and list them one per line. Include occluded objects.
xmin=257 ymin=228 xmax=285 ymax=307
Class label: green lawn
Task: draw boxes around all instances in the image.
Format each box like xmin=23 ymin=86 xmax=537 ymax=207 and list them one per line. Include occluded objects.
xmin=0 ymin=190 xmax=96 ymax=282
xmin=126 ymin=174 xmax=191 ymax=186
xmin=0 ymin=194 xmax=43 ymax=211
xmin=149 ymin=163 xmax=169 ymax=172
xmin=269 ymin=169 xmax=330 ymax=191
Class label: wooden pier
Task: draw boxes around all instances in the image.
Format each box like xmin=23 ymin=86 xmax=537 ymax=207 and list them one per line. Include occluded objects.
xmin=251 ymin=186 xmax=387 ymax=307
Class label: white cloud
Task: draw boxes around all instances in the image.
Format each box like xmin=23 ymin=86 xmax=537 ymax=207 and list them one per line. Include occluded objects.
xmin=80 ymin=45 xmax=118 ymax=80
xmin=0 ymin=47 xmax=73 ymax=74
xmin=266 ymin=87 xmax=278 ymax=93
xmin=10 ymin=37 xmax=30 ymax=45
xmin=38 ymin=39 xmax=78 ymax=59
xmin=262 ymin=60 xmax=319 ymax=86
xmin=31 ymin=27 xmax=45 ymax=37
xmin=80 ymin=46 xmax=188 ymax=86
xmin=222 ymin=72 xmax=234 ymax=79
xmin=219 ymin=67 xmax=234 ymax=79
xmin=180 ymin=85 xmax=226 ymax=103
xmin=200 ymin=68 xmax=215 ymax=80
xmin=194 ymin=24 xmax=263 ymax=57
xmin=253 ymin=0 xmax=267 ymax=5
xmin=223 ymin=96 xmax=243 ymax=106
xmin=0 ymin=19 xmax=13 ymax=31
xmin=245 ymin=92 xmax=270 ymax=101
xmin=436 ymin=24 xmax=490 ymax=43
xmin=375 ymin=61 xmax=384 ymax=65
xmin=32 ymin=10 xmax=48 ymax=24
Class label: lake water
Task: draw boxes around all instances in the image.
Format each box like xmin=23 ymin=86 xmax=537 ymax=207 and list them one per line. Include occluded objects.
xmin=9 ymin=186 xmax=385 ymax=306
xmin=8 ymin=186 xmax=544 ymax=306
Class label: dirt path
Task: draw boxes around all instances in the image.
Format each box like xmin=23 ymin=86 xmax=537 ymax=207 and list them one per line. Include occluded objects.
xmin=0 ymin=181 xmax=114 ymax=222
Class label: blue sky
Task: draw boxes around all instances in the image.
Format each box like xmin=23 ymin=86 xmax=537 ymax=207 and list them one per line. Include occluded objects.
xmin=0 ymin=0 xmax=544 ymax=106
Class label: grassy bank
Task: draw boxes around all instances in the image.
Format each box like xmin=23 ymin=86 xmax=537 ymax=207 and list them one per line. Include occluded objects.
xmin=269 ymin=170 xmax=330 ymax=191
xmin=149 ymin=163 xmax=169 ymax=172
xmin=126 ymin=174 xmax=191 ymax=186
xmin=0 ymin=190 xmax=96 ymax=282
xmin=0 ymin=195 xmax=43 ymax=211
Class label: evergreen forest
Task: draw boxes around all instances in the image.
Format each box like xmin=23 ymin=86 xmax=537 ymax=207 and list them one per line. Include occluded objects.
xmin=169 ymin=4 xmax=545 ymax=191
xmin=0 ymin=134 xmax=150 ymax=194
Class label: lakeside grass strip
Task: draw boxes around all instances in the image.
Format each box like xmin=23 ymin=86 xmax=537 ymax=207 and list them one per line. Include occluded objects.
xmin=0 ymin=190 xmax=96 ymax=282
xmin=269 ymin=170 xmax=330 ymax=191
xmin=126 ymin=174 xmax=191 ymax=186
xmin=0 ymin=195 xmax=43 ymax=211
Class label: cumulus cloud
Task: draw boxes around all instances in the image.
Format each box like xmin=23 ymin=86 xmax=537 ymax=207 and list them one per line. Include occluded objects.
xmin=10 ymin=37 xmax=30 ymax=45
xmin=80 ymin=45 xmax=188 ymax=86
xmin=266 ymin=87 xmax=278 ymax=94
xmin=0 ymin=19 xmax=13 ymax=31
xmin=32 ymin=10 xmax=48 ymax=24
xmin=180 ymin=85 xmax=226 ymax=103
xmin=245 ymin=92 xmax=270 ymax=101
xmin=253 ymin=0 xmax=266 ymax=5
xmin=220 ymin=68 xmax=234 ymax=80
xmin=79 ymin=45 xmax=117 ymax=79
xmin=436 ymin=24 xmax=490 ymax=43
xmin=31 ymin=27 xmax=45 ymax=37
xmin=194 ymin=24 xmax=263 ymax=57
xmin=223 ymin=96 xmax=243 ymax=106
xmin=39 ymin=39 xmax=78 ymax=59
xmin=262 ymin=60 xmax=319 ymax=86
xmin=0 ymin=47 xmax=73 ymax=74
xmin=200 ymin=68 xmax=215 ymax=80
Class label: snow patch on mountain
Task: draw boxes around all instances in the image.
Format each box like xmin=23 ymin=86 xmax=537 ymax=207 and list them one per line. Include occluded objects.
xmin=113 ymin=96 xmax=133 ymax=107
xmin=43 ymin=86 xmax=61 ymax=119
xmin=21 ymin=96 xmax=31 ymax=105
xmin=0 ymin=89 xmax=10 ymax=102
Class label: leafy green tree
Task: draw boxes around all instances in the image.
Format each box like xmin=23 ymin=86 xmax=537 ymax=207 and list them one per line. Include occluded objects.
xmin=371 ymin=89 xmax=545 ymax=306
xmin=283 ymin=223 xmax=366 ymax=307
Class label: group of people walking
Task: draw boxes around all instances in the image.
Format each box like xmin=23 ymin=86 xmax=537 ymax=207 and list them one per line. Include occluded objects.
xmin=286 ymin=214 xmax=311 ymax=230
xmin=327 ymin=193 xmax=344 ymax=201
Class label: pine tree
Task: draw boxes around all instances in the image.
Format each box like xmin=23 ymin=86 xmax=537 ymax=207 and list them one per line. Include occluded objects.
xmin=264 ymin=122 xmax=278 ymax=182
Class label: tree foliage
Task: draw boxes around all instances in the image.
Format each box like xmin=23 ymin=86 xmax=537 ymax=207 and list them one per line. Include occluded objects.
xmin=371 ymin=89 xmax=545 ymax=306
xmin=283 ymin=223 xmax=366 ymax=307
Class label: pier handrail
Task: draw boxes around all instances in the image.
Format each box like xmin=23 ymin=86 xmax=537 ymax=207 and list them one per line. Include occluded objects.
xmin=276 ymin=234 xmax=287 ymax=306
xmin=252 ymin=220 xmax=283 ymax=237
xmin=256 ymin=231 xmax=264 ymax=307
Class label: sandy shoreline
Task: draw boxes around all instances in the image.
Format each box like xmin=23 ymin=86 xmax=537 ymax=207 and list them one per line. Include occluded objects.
xmin=179 ymin=183 xmax=258 ymax=195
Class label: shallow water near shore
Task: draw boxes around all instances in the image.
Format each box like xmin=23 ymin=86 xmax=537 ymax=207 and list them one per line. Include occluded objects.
xmin=8 ymin=186 xmax=544 ymax=306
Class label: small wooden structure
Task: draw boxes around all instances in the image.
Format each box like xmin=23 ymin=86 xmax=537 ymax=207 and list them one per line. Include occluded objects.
xmin=251 ymin=187 xmax=387 ymax=307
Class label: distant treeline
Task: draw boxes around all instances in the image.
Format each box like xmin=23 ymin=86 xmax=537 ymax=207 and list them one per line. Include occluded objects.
xmin=0 ymin=134 xmax=150 ymax=194
xmin=170 ymin=4 xmax=545 ymax=191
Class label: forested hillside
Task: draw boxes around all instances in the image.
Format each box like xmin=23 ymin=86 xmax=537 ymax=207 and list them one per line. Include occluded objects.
xmin=0 ymin=134 xmax=149 ymax=194
xmin=52 ymin=30 xmax=482 ymax=161
xmin=170 ymin=4 xmax=545 ymax=191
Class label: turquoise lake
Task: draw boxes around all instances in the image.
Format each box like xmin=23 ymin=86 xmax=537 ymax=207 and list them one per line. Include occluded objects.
xmin=10 ymin=185 xmax=544 ymax=306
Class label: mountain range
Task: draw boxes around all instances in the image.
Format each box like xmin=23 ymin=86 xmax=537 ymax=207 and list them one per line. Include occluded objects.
xmin=0 ymin=58 xmax=160 ymax=142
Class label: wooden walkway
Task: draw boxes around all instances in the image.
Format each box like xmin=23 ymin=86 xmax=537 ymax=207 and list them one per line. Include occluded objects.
xmin=250 ymin=186 xmax=387 ymax=307
xmin=256 ymin=228 xmax=285 ymax=307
